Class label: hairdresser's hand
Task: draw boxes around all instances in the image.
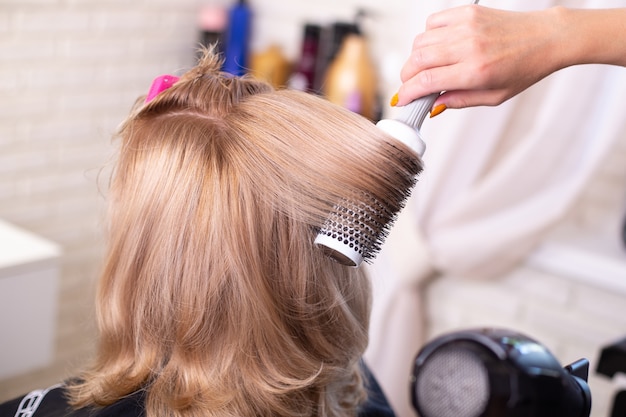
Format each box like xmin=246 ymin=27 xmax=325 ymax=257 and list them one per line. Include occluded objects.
xmin=394 ymin=5 xmax=626 ymax=115
xmin=395 ymin=5 xmax=563 ymax=112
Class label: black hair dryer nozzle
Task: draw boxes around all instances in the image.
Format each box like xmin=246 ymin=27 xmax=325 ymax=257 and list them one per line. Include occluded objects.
xmin=410 ymin=328 xmax=592 ymax=417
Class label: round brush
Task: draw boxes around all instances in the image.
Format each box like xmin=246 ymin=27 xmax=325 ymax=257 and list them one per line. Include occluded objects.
xmin=315 ymin=0 xmax=480 ymax=267
xmin=314 ymin=92 xmax=438 ymax=267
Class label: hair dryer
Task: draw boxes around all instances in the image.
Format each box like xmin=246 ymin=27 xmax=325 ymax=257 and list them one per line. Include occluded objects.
xmin=411 ymin=328 xmax=592 ymax=417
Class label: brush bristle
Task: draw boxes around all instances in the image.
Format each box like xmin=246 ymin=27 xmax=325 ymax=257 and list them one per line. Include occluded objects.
xmin=315 ymin=158 xmax=421 ymax=266
xmin=314 ymin=93 xmax=434 ymax=267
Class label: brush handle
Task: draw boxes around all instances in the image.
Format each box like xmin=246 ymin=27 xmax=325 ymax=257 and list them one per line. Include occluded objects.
xmin=376 ymin=118 xmax=426 ymax=157
xmin=397 ymin=92 xmax=439 ymax=131
xmin=398 ymin=0 xmax=478 ymax=128
xmin=375 ymin=92 xmax=438 ymax=157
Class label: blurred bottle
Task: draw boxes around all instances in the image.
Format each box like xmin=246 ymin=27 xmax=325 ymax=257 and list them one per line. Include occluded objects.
xmin=323 ymin=32 xmax=379 ymax=121
xmin=197 ymin=5 xmax=227 ymax=57
xmin=288 ymin=24 xmax=321 ymax=92
xmin=315 ymin=22 xmax=359 ymax=93
xmin=250 ymin=45 xmax=291 ymax=88
xmin=222 ymin=0 xmax=252 ymax=76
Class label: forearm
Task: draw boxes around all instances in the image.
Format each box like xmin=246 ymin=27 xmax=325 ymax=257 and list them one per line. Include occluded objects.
xmin=556 ymin=7 xmax=626 ymax=68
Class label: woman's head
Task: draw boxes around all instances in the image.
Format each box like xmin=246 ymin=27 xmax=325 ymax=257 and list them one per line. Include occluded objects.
xmin=71 ymin=49 xmax=421 ymax=417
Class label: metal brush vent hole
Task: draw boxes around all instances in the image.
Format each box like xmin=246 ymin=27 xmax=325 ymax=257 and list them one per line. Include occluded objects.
xmin=415 ymin=344 xmax=490 ymax=417
xmin=317 ymin=193 xmax=393 ymax=263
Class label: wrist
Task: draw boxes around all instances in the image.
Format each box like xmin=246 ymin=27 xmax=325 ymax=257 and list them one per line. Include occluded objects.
xmin=544 ymin=6 xmax=578 ymax=71
xmin=550 ymin=7 xmax=626 ymax=68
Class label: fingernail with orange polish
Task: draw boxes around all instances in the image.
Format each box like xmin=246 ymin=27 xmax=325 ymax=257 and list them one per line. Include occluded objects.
xmin=390 ymin=93 xmax=399 ymax=107
xmin=430 ymin=103 xmax=447 ymax=118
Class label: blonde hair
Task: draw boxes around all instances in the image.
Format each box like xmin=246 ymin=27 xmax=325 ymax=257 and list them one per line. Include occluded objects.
xmin=68 ymin=49 xmax=421 ymax=417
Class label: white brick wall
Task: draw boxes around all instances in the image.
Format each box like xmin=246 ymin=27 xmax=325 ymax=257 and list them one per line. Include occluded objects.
xmin=0 ymin=0 xmax=200 ymax=400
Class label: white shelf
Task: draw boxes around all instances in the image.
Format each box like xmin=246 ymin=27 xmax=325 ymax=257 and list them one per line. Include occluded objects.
xmin=0 ymin=220 xmax=62 ymax=380
xmin=0 ymin=220 xmax=61 ymax=279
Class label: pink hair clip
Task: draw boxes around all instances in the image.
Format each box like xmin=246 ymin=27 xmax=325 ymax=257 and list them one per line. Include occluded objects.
xmin=145 ymin=74 xmax=180 ymax=103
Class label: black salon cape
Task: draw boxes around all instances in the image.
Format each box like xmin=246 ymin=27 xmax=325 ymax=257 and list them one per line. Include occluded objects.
xmin=0 ymin=364 xmax=395 ymax=417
